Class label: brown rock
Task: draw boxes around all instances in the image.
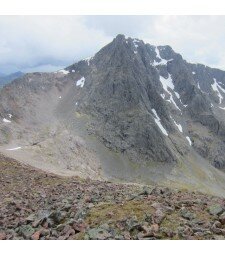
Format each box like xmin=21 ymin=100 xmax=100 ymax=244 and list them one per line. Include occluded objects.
xmin=0 ymin=232 xmax=6 ymax=240
xmin=72 ymin=222 xmax=86 ymax=233
xmin=219 ymin=212 xmax=225 ymax=225
xmin=65 ymin=229 xmax=75 ymax=239
xmin=154 ymin=209 xmax=165 ymax=224
xmin=31 ymin=230 xmax=41 ymax=240
xmin=150 ymin=224 xmax=159 ymax=233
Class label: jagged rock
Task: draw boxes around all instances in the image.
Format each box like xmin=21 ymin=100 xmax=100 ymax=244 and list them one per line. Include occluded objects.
xmin=208 ymin=204 xmax=224 ymax=216
xmin=86 ymin=227 xmax=111 ymax=240
xmin=153 ymin=209 xmax=165 ymax=224
xmin=49 ymin=210 xmax=66 ymax=225
xmin=219 ymin=212 xmax=225 ymax=224
xmin=180 ymin=208 xmax=196 ymax=220
xmin=31 ymin=230 xmax=41 ymax=240
xmin=26 ymin=213 xmax=36 ymax=223
xmin=18 ymin=225 xmax=35 ymax=239
xmin=0 ymin=232 xmax=6 ymax=240
xmin=32 ymin=210 xmax=51 ymax=228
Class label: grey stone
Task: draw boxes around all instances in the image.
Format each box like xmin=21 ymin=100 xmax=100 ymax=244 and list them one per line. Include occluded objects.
xmin=87 ymin=227 xmax=111 ymax=240
xmin=19 ymin=225 xmax=35 ymax=239
xmin=208 ymin=204 xmax=224 ymax=216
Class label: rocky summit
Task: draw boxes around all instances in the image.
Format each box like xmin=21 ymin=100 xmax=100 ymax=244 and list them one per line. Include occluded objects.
xmin=1 ymin=34 xmax=225 ymax=239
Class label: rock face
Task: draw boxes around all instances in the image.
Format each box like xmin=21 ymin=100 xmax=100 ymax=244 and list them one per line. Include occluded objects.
xmin=1 ymin=34 xmax=225 ymax=195
xmin=66 ymin=34 xmax=225 ymax=169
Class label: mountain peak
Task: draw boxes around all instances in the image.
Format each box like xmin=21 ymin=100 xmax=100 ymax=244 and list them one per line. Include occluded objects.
xmin=114 ymin=34 xmax=126 ymax=41
xmin=1 ymin=34 xmax=225 ymax=198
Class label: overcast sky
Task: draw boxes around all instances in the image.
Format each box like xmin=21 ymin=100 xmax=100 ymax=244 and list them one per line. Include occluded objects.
xmin=1 ymin=16 xmax=225 ymax=74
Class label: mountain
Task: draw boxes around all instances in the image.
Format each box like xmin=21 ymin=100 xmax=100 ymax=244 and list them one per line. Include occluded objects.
xmin=1 ymin=34 xmax=225 ymax=196
xmin=0 ymin=71 xmax=24 ymax=87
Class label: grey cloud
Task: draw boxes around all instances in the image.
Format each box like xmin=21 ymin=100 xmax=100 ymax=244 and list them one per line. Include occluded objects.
xmin=0 ymin=16 xmax=225 ymax=73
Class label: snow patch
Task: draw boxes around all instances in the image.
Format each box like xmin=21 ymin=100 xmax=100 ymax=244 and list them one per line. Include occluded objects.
xmin=160 ymin=93 xmax=165 ymax=99
xmin=192 ymin=71 xmax=196 ymax=74
xmin=219 ymin=106 xmax=225 ymax=110
xmin=152 ymin=47 xmax=173 ymax=66
xmin=75 ymin=102 xmax=78 ymax=105
xmin=58 ymin=69 xmax=69 ymax=75
xmin=72 ymin=70 xmax=75 ymax=73
xmin=6 ymin=147 xmax=21 ymax=151
xmin=133 ymin=39 xmax=139 ymax=48
xmin=170 ymin=116 xmax=183 ymax=133
xmin=3 ymin=118 xmax=11 ymax=123
xmin=76 ymin=77 xmax=85 ymax=88
xmin=211 ymin=78 xmax=224 ymax=104
xmin=8 ymin=114 xmax=12 ymax=119
xmin=160 ymin=75 xmax=181 ymax=111
xmin=84 ymin=57 xmax=92 ymax=66
xmin=218 ymin=83 xmax=225 ymax=93
xmin=160 ymin=74 xmax=174 ymax=91
xmin=152 ymin=109 xmax=168 ymax=136
xmin=59 ymin=96 xmax=62 ymax=99
xmin=186 ymin=136 xmax=192 ymax=146
xmin=175 ymin=92 xmax=180 ymax=99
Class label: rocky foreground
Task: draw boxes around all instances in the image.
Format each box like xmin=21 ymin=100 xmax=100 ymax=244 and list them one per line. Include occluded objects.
xmin=1 ymin=153 xmax=225 ymax=240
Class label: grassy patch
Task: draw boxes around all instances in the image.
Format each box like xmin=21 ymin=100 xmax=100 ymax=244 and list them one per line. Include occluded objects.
xmin=85 ymin=200 xmax=154 ymax=227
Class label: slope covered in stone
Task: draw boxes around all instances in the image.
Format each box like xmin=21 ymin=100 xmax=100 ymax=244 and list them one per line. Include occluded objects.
xmin=1 ymin=153 xmax=225 ymax=240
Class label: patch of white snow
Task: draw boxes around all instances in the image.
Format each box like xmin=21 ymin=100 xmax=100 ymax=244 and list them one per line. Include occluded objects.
xmin=133 ymin=39 xmax=139 ymax=48
xmin=58 ymin=69 xmax=69 ymax=75
xmin=84 ymin=57 xmax=92 ymax=66
xmin=3 ymin=118 xmax=11 ymax=123
xmin=160 ymin=75 xmax=181 ymax=111
xmin=186 ymin=136 xmax=192 ymax=146
xmin=76 ymin=77 xmax=85 ymax=88
xmin=152 ymin=46 xmax=173 ymax=66
xmin=160 ymin=93 xmax=165 ymax=99
xmin=152 ymin=109 xmax=168 ymax=136
xmin=175 ymin=92 xmax=180 ymax=99
xmin=211 ymin=78 xmax=224 ymax=104
xmin=6 ymin=147 xmax=21 ymax=151
xmin=170 ymin=116 xmax=183 ymax=133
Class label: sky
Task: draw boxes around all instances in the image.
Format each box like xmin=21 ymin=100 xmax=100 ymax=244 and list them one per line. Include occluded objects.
xmin=0 ymin=15 xmax=225 ymax=74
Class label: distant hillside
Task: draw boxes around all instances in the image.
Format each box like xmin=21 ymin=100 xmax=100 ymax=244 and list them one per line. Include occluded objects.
xmin=0 ymin=71 xmax=24 ymax=87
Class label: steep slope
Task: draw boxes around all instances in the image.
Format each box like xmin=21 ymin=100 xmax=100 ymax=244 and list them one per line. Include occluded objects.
xmin=1 ymin=34 xmax=225 ymax=196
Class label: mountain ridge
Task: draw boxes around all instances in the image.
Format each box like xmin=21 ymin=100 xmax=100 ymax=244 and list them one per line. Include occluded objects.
xmin=1 ymin=34 xmax=225 ymax=196
xmin=0 ymin=71 xmax=24 ymax=87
